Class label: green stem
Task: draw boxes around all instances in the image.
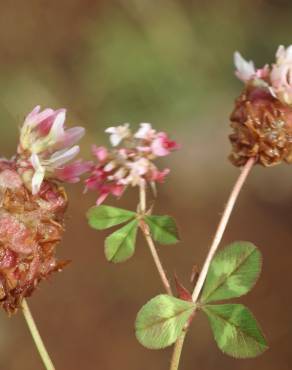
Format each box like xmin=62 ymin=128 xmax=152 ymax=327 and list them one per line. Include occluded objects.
xmin=22 ymin=299 xmax=55 ymax=370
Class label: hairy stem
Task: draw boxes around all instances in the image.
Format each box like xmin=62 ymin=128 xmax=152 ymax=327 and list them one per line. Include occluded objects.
xmin=192 ymin=157 xmax=255 ymax=302
xmin=22 ymin=299 xmax=55 ymax=370
xmin=169 ymin=157 xmax=255 ymax=370
xmin=139 ymin=184 xmax=173 ymax=296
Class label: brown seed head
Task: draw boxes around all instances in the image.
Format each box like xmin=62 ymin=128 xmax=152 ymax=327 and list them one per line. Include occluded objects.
xmin=229 ymin=85 xmax=292 ymax=167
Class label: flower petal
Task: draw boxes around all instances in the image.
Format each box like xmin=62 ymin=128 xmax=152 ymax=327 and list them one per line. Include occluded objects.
xmin=59 ymin=127 xmax=85 ymax=148
xmin=92 ymin=146 xmax=108 ymax=162
xmin=134 ymin=123 xmax=155 ymax=139
xmin=30 ymin=154 xmax=45 ymax=194
xmin=48 ymin=145 xmax=80 ymax=168
xmin=234 ymin=51 xmax=256 ymax=83
xmin=49 ymin=110 xmax=66 ymax=139
xmin=56 ymin=160 xmax=92 ymax=183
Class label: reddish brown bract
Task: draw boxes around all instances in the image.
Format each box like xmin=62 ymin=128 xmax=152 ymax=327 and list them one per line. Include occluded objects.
xmin=0 ymin=160 xmax=68 ymax=314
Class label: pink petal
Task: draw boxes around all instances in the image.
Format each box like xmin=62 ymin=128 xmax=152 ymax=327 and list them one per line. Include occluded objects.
xmin=37 ymin=109 xmax=65 ymax=136
xmin=58 ymin=127 xmax=85 ymax=148
xmin=56 ymin=160 xmax=92 ymax=183
xmin=111 ymin=184 xmax=125 ymax=196
xmin=32 ymin=109 xmax=55 ymax=129
xmin=24 ymin=106 xmax=55 ymax=129
xmin=151 ymin=168 xmax=170 ymax=183
xmin=92 ymin=145 xmax=108 ymax=162
xmin=151 ymin=132 xmax=179 ymax=156
xmin=151 ymin=137 xmax=170 ymax=156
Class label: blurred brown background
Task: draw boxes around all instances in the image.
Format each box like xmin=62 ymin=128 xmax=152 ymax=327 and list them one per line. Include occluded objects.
xmin=1 ymin=0 xmax=292 ymax=369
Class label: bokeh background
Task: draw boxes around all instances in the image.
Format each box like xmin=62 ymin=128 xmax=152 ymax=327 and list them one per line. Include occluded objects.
xmin=1 ymin=0 xmax=292 ymax=369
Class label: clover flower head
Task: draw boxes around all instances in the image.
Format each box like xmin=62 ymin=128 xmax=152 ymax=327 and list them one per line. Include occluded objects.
xmin=85 ymin=123 xmax=179 ymax=205
xmin=230 ymin=45 xmax=292 ymax=167
xmin=17 ymin=106 xmax=90 ymax=194
xmin=0 ymin=106 xmax=91 ymax=313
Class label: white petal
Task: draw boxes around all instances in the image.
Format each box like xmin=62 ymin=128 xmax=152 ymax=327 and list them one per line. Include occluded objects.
xmin=268 ymin=86 xmax=277 ymax=97
xmin=104 ymin=161 xmax=116 ymax=172
xmin=30 ymin=154 xmax=45 ymax=194
xmin=134 ymin=123 xmax=153 ymax=139
xmin=276 ymin=45 xmax=285 ymax=59
xmin=30 ymin=153 xmax=41 ymax=170
xmin=110 ymin=134 xmax=122 ymax=146
xmin=286 ymin=45 xmax=292 ymax=60
xmin=234 ymin=51 xmax=256 ymax=82
xmin=105 ymin=127 xmax=116 ymax=134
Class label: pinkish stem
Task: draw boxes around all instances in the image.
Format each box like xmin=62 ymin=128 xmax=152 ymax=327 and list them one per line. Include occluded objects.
xmin=170 ymin=157 xmax=255 ymax=370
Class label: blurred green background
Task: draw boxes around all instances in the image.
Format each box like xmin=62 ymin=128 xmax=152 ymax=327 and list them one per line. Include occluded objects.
xmin=1 ymin=0 xmax=292 ymax=369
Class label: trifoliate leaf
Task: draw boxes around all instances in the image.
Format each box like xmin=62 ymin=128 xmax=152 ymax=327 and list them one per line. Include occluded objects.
xmin=145 ymin=215 xmax=180 ymax=245
xmin=105 ymin=220 xmax=138 ymax=263
xmin=87 ymin=205 xmax=135 ymax=230
xmin=135 ymin=294 xmax=195 ymax=349
xmin=200 ymin=241 xmax=262 ymax=304
xmin=203 ymin=304 xmax=268 ymax=358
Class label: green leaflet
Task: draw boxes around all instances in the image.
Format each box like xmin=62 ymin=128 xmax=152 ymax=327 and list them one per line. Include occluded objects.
xmin=145 ymin=215 xmax=180 ymax=245
xmin=87 ymin=205 xmax=135 ymax=230
xmin=203 ymin=304 xmax=268 ymax=358
xmin=135 ymin=294 xmax=195 ymax=349
xmin=105 ymin=220 xmax=138 ymax=263
xmin=200 ymin=241 xmax=262 ymax=304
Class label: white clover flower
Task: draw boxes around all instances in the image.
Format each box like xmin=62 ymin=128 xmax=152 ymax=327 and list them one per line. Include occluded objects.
xmin=85 ymin=123 xmax=179 ymax=205
xmin=105 ymin=124 xmax=131 ymax=146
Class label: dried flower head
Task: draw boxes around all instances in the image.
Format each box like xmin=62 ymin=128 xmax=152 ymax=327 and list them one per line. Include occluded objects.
xmin=230 ymin=46 xmax=292 ymax=166
xmin=84 ymin=123 xmax=179 ymax=205
xmin=0 ymin=162 xmax=68 ymax=314
xmin=0 ymin=106 xmax=89 ymax=314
